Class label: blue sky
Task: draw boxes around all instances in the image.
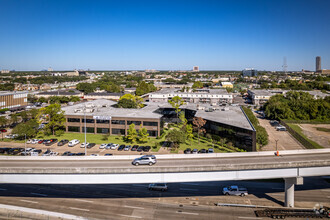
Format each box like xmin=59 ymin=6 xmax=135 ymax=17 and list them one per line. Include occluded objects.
xmin=0 ymin=0 xmax=329 ymax=71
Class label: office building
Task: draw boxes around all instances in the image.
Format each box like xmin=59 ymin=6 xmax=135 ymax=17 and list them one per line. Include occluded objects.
xmin=242 ymin=68 xmax=258 ymax=77
xmin=0 ymin=91 xmax=29 ymax=110
xmin=193 ymin=66 xmax=199 ymax=72
xmin=316 ymin=56 xmax=321 ymax=72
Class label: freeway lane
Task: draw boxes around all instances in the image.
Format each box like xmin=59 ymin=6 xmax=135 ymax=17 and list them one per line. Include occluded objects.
xmin=0 ymin=153 xmax=329 ymax=169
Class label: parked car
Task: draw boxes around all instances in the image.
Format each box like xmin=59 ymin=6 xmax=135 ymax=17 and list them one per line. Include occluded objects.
xmin=0 ymin=148 xmax=11 ymax=154
xmin=222 ymin=185 xmax=248 ymax=196
xmin=80 ymin=142 xmax=89 ymax=148
xmin=104 ymin=153 xmax=113 ymax=156
xmin=38 ymin=139 xmax=45 ymax=144
xmin=68 ymin=139 xmax=80 ymax=147
xmin=132 ymin=155 xmax=157 ymax=166
xmin=68 ymin=153 xmax=76 ymax=156
xmin=87 ymin=143 xmax=96 ymax=149
xmin=90 ymin=154 xmax=99 ymax=156
xmin=143 ymin=146 xmax=151 ymax=152
xmin=49 ymin=152 xmax=58 ymax=156
xmin=276 ymin=125 xmax=287 ymax=131
xmin=58 ymin=139 xmax=69 ymax=146
xmin=198 ymin=149 xmax=207 ymax=154
xmin=62 ymin=151 xmax=71 ymax=156
xmin=111 ymin=144 xmax=119 ymax=150
xmin=124 ymin=145 xmax=131 ymax=151
xmin=208 ymin=148 xmax=214 ymax=153
xmin=50 ymin=139 xmax=58 ymax=143
xmin=192 ymin=149 xmax=198 ymax=154
xmin=131 ymin=145 xmax=138 ymax=151
xmin=105 ymin=143 xmax=113 ymax=149
xmin=0 ymin=129 xmax=7 ymax=132
xmin=148 ymin=183 xmax=168 ymax=191
xmin=31 ymin=139 xmax=39 ymax=144
xmin=118 ymin=145 xmax=125 ymax=151
xmin=184 ymin=148 xmax=192 ymax=154
xmin=31 ymin=149 xmax=42 ymax=154
xmin=99 ymin=144 xmax=107 ymax=149
xmin=137 ymin=146 xmax=144 ymax=152
xmin=76 ymin=153 xmax=85 ymax=156
xmin=270 ymin=120 xmax=279 ymax=126
xmin=42 ymin=149 xmax=51 ymax=156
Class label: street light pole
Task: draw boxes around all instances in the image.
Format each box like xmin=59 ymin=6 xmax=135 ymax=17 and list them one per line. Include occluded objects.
xmin=275 ymin=139 xmax=279 ymax=152
xmin=84 ymin=105 xmax=87 ymax=156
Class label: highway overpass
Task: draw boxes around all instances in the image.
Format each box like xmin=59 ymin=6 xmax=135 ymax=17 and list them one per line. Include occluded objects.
xmin=0 ymin=149 xmax=329 ymax=207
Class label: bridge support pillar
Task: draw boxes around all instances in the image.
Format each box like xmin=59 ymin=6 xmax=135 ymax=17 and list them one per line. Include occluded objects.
xmin=284 ymin=177 xmax=303 ymax=208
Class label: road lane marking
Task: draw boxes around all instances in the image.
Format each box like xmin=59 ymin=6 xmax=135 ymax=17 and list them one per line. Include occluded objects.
xmin=176 ymin=211 xmax=199 ymax=215
xmin=181 ymin=183 xmax=199 ymax=186
xmin=69 ymin=207 xmax=90 ymax=212
xmin=179 ymin=188 xmax=199 ymax=191
xmin=238 ymin=217 xmax=262 ymax=219
xmin=0 ymin=188 xmax=7 ymax=191
xmin=132 ymin=184 xmax=147 ymax=187
xmin=75 ymin=199 xmax=94 ymax=203
xmin=20 ymin=200 xmax=39 ymax=204
xmin=124 ymin=205 xmax=145 ymax=210
xmin=30 ymin=193 xmax=47 ymax=197
xmin=118 ymin=214 xmax=142 ymax=218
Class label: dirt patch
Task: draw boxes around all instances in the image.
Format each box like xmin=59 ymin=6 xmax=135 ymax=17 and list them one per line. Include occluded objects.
xmin=298 ymin=124 xmax=330 ymax=148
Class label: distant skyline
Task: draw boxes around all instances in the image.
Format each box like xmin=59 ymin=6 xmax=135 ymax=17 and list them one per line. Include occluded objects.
xmin=0 ymin=0 xmax=330 ymax=71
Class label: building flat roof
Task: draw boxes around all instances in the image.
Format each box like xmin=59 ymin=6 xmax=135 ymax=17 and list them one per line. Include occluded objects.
xmin=151 ymin=88 xmax=231 ymax=95
xmin=62 ymin=99 xmax=163 ymax=119
xmin=0 ymin=91 xmax=30 ymax=96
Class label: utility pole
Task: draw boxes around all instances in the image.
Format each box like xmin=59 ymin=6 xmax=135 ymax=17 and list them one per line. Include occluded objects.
xmin=24 ymin=134 xmax=27 ymax=156
xmin=275 ymin=139 xmax=279 ymax=152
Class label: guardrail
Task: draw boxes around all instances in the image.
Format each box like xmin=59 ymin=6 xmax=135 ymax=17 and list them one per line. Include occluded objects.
xmin=0 ymin=148 xmax=329 ymax=161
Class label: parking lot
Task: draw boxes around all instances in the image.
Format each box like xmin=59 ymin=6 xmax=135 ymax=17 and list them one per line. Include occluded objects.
xmin=255 ymin=115 xmax=304 ymax=151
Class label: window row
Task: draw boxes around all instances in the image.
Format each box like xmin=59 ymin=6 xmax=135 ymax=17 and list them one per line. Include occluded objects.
xmin=67 ymin=127 xmax=158 ymax=136
xmin=67 ymin=118 xmax=158 ymax=126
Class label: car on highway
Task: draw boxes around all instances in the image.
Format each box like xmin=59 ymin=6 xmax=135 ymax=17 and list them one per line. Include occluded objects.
xmin=111 ymin=144 xmax=119 ymax=150
xmin=68 ymin=139 xmax=80 ymax=147
xmin=131 ymin=145 xmax=138 ymax=151
xmin=132 ymin=155 xmax=157 ymax=166
xmin=184 ymin=148 xmax=192 ymax=154
xmin=124 ymin=145 xmax=131 ymax=151
xmin=58 ymin=139 xmax=69 ymax=146
xmin=148 ymin=183 xmax=168 ymax=191
xmin=276 ymin=125 xmax=287 ymax=131
xmin=99 ymin=143 xmax=107 ymax=149
xmin=222 ymin=185 xmax=248 ymax=196
xmin=208 ymin=148 xmax=214 ymax=153
xmin=118 ymin=145 xmax=125 ymax=151
xmin=80 ymin=142 xmax=89 ymax=148
xmin=87 ymin=143 xmax=96 ymax=149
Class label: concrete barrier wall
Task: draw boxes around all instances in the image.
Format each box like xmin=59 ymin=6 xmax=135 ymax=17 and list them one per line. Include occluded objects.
xmin=1 ymin=148 xmax=330 ymax=161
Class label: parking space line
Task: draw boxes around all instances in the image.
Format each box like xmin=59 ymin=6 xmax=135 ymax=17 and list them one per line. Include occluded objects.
xmin=69 ymin=207 xmax=90 ymax=212
xmin=119 ymin=214 xmax=142 ymax=218
xmin=176 ymin=211 xmax=199 ymax=215
xmin=75 ymin=199 xmax=94 ymax=203
xmin=124 ymin=205 xmax=145 ymax=210
xmin=20 ymin=200 xmax=39 ymax=204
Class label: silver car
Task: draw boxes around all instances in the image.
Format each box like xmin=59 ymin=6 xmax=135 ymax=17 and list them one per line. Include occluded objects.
xmin=132 ymin=155 xmax=157 ymax=166
xmin=148 ymin=183 xmax=167 ymax=191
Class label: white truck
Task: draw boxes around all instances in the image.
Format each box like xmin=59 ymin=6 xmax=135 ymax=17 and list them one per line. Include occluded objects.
xmin=222 ymin=185 xmax=248 ymax=196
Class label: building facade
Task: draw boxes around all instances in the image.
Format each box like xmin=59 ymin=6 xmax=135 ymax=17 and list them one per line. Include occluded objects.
xmin=0 ymin=91 xmax=28 ymax=109
xmin=316 ymin=56 xmax=321 ymax=72
xmin=242 ymin=68 xmax=258 ymax=77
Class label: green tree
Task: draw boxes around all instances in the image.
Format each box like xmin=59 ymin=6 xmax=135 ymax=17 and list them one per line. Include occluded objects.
xmin=37 ymin=97 xmax=47 ymax=103
xmin=192 ymin=81 xmax=203 ymax=89
xmin=12 ymin=119 xmax=39 ymax=139
xmin=10 ymin=114 xmax=19 ymax=125
xmin=38 ymin=104 xmax=65 ymax=135
xmin=138 ymin=126 xmax=149 ymax=143
xmin=126 ymin=123 xmax=137 ymax=143
xmin=168 ymin=96 xmax=186 ymax=124
xmin=165 ymin=129 xmax=185 ymax=148
xmin=69 ymin=96 xmax=81 ymax=102
xmin=0 ymin=116 xmax=8 ymax=128
xmin=136 ymin=81 xmax=157 ymax=96
xmin=117 ymin=94 xmax=144 ymax=108
xmin=185 ymin=124 xmax=194 ymax=145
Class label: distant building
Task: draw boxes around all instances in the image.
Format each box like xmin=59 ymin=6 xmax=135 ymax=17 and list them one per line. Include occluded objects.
xmin=84 ymin=92 xmax=124 ymax=101
xmin=35 ymin=90 xmax=83 ymax=99
xmin=1 ymin=70 xmax=10 ymax=74
xmin=193 ymin=66 xmax=199 ymax=72
xmin=65 ymin=70 xmax=79 ymax=76
xmin=242 ymin=68 xmax=258 ymax=77
xmin=48 ymin=67 xmax=53 ymax=72
xmin=0 ymin=91 xmax=29 ymax=110
xmin=221 ymin=82 xmax=233 ymax=88
xmin=316 ymin=56 xmax=321 ymax=72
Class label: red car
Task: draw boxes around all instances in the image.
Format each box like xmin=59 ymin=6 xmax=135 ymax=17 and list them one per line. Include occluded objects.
xmin=0 ymin=129 xmax=7 ymax=133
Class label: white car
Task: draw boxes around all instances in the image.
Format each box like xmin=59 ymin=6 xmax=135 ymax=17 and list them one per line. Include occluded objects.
xmin=111 ymin=144 xmax=119 ymax=150
xmin=31 ymin=139 xmax=39 ymax=144
xmin=68 ymin=139 xmax=80 ymax=147
xmin=27 ymin=139 xmax=33 ymax=144
xmin=276 ymin=125 xmax=287 ymax=131
xmin=99 ymin=144 xmax=107 ymax=149
xmin=105 ymin=143 xmax=113 ymax=149
xmin=80 ymin=142 xmax=89 ymax=148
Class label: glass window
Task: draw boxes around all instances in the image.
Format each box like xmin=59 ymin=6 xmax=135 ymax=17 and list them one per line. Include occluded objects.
xmin=67 ymin=118 xmax=80 ymax=123
xmin=68 ymin=126 xmax=80 ymax=132
xmin=127 ymin=121 xmax=141 ymax=126
xmin=96 ymin=119 xmax=109 ymax=124
xmin=82 ymin=119 xmax=95 ymax=123
xmin=111 ymin=120 xmax=125 ymax=125
xmin=112 ymin=128 xmax=125 ymax=135
xmin=143 ymin=121 xmax=158 ymax=126
xmin=82 ymin=127 xmax=95 ymax=133
xmin=147 ymin=130 xmax=157 ymax=137
xmin=97 ymin=128 xmax=109 ymax=134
